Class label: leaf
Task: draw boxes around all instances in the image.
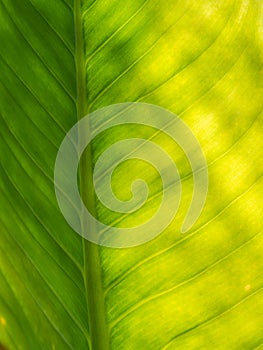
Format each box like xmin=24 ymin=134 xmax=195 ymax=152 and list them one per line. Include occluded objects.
xmin=0 ymin=0 xmax=263 ymax=349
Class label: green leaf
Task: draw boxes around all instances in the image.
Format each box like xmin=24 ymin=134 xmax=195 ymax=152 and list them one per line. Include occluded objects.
xmin=0 ymin=0 xmax=263 ymax=349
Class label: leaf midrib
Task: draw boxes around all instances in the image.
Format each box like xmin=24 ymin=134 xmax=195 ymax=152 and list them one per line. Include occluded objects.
xmin=74 ymin=1 xmax=110 ymax=349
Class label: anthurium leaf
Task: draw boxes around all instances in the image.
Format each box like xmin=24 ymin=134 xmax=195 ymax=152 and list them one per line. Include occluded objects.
xmin=0 ymin=0 xmax=263 ymax=349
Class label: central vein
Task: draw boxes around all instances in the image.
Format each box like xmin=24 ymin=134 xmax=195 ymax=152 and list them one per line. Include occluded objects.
xmin=74 ymin=1 xmax=110 ymax=349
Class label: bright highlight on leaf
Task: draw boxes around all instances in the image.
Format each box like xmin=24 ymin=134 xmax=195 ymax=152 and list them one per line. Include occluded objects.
xmin=0 ymin=0 xmax=263 ymax=349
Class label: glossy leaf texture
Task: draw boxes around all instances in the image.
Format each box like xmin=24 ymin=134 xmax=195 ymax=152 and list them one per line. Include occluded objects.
xmin=0 ymin=0 xmax=263 ymax=349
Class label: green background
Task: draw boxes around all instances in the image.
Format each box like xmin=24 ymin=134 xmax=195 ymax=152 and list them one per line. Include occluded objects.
xmin=0 ymin=0 xmax=263 ymax=349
